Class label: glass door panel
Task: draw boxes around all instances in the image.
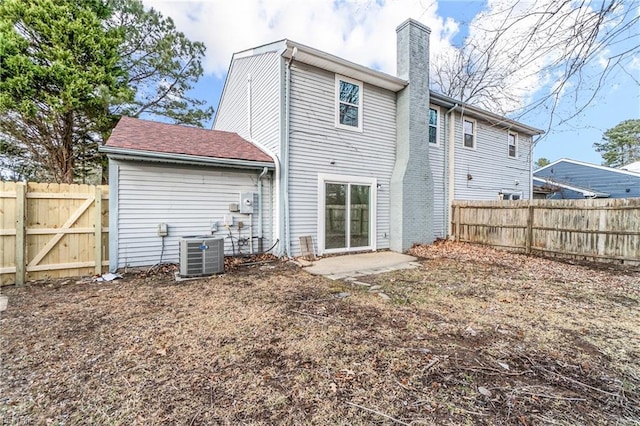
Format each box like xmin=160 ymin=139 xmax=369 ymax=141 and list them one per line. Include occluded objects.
xmin=349 ymin=185 xmax=370 ymax=248
xmin=325 ymin=183 xmax=347 ymax=250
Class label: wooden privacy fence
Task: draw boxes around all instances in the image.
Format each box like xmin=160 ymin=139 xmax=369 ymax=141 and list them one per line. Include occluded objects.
xmin=0 ymin=182 xmax=109 ymax=286
xmin=452 ymin=198 xmax=640 ymax=264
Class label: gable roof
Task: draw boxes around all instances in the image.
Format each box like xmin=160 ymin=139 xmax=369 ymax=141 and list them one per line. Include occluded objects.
xmin=536 ymin=158 xmax=640 ymax=178
xmin=102 ymin=117 xmax=274 ymax=168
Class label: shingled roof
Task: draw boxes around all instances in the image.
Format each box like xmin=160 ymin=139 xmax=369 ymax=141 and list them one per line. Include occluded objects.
xmin=105 ymin=117 xmax=273 ymax=164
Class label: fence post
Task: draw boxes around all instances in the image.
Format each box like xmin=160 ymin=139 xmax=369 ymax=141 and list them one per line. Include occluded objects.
xmin=94 ymin=186 xmax=103 ymax=275
xmin=526 ymin=202 xmax=534 ymax=255
xmin=15 ymin=182 xmax=26 ymax=285
xmin=455 ymin=203 xmax=462 ymax=241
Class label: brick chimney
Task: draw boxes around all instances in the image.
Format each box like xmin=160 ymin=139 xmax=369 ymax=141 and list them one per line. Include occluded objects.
xmin=390 ymin=19 xmax=434 ymax=252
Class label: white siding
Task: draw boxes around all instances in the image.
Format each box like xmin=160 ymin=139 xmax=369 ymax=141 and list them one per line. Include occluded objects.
xmin=115 ymin=161 xmax=273 ymax=268
xmin=287 ymin=62 xmax=397 ymax=256
xmin=452 ymin=112 xmax=532 ymax=200
xmin=214 ymin=51 xmax=282 ymax=154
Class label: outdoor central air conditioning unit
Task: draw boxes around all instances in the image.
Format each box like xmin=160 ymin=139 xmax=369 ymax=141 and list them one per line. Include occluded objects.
xmin=179 ymin=237 xmax=224 ymax=277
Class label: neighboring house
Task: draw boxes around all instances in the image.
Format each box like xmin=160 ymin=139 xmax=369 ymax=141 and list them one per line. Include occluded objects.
xmin=103 ymin=19 xmax=543 ymax=270
xmin=534 ymin=158 xmax=640 ymax=199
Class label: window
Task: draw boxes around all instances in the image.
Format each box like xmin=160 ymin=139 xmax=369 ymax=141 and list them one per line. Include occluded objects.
xmin=499 ymin=191 xmax=523 ymax=200
xmin=429 ymin=107 xmax=439 ymax=145
xmin=463 ymin=118 xmax=475 ymax=148
xmin=335 ymin=75 xmax=363 ymax=132
xmin=508 ymin=132 xmax=517 ymax=158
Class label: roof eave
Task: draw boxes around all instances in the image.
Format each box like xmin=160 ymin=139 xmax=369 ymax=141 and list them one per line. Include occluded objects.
xmin=429 ymin=92 xmax=544 ymax=136
xmin=537 ymin=158 xmax=640 ymax=177
xmin=100 ymin=146 xmax=275 ymax=170
xmin=282 ymin=40 xmax=407 ymax=92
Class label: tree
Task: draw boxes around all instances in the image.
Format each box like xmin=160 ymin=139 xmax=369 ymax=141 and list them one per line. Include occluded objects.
xmin=593 ymin=119 xmax=640 ymax=168
xmin=0 ymin=0 xmax=128 ymax=183
xmin=0 ymin=0 xmax=213 ymax=183
xmin=431 ymin=0 xmax=640 ymax=131
xmin=107 ymin=0 xmax=213 ymax=126
xmin=535 ymin=157 xmax=551 ymax=169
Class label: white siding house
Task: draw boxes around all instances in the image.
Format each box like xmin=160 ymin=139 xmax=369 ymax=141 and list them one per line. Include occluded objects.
xmin=211 ymin=19 xmax=543 ymax=258
xmin=105 ymin=19 xmax=544 ymax=270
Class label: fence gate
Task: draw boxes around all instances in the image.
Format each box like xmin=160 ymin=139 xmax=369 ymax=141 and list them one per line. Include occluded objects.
xmin=0 ymin=182 xmax=109 ymax=286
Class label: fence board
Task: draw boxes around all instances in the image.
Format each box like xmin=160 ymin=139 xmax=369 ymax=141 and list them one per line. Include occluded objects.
xmin=0 ymin=182 xmax=109 ymax=286
xmin=452 ymin=198 xmax=640 ymax=265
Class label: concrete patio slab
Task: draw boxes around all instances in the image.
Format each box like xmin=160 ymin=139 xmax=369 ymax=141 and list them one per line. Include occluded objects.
xmin=304 ymin=251 xmax=420 ymax=280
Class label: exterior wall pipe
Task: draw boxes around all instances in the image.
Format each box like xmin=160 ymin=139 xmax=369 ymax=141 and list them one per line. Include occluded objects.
xmin=447 ymin=104 xmax=459 ymax=237
xmin=246 ymin=139 xmax=280 ymax=254
xmin=529 ymin=135 xmax=542 ymax=200
xmin=247 ymin=73 xmax=253 ymax=138
xmin=257 ymin=166 xmax=268 ymax=249
xmin=443 ymin=102 xmax=458 ymax=237
xmin=282 ymin=46 xmax=297 ymax=257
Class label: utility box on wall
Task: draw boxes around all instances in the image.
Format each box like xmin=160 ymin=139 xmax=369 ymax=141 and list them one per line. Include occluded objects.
xmin=240 ymin=192 xmax=255 ymax=214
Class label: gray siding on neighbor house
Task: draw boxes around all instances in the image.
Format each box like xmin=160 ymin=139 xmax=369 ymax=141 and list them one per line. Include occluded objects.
xmin=113 ymin=160 xmax=273 ymax=268
xmin=213 ymin=51 xmax=282 ymax=154
xmin=452 ymin=112 xmax=532 ymax=200
xmin=287 ymin=62 xmax=397 ymax=256
xmin=535 ymin=161 xmax=640 ymax=199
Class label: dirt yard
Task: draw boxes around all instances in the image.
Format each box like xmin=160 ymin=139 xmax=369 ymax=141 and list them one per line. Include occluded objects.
xmin=1 ymin=241 xmax=639 ymax=425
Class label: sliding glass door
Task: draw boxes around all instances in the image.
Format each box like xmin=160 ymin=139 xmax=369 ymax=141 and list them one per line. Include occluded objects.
xmin=323 ymin=178 xmax=373 ymax=253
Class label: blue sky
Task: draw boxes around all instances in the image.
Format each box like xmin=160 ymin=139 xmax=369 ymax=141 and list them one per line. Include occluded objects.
xmin=144 ymin=0 xmax=640 ymax=166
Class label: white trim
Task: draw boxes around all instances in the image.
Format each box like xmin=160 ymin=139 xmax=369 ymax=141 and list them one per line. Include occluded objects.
xmin=507 ymin=131 xmax=518 ymax=159
xmin=428 ymin=105 xmax=441 ymax=147
xmin=462 ymin=117 xmax=476 ymax=150
xmin=335 ymin=74 xmax=364 ymax=133
xmin=536 ymin=158 xmax=640 ymax=178
xmin=317 ymin=173 xmax=377 ymax=255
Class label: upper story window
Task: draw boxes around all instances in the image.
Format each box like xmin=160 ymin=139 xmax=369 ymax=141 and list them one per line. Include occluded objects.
xmin=335 ymin=75 xmax=363 ymax=132
xmin=463 ymin=118 xmax=476 ymax=149
xmin=429 ymin=107 xmax=439 ymax=145
xmin=508 ymin=132 xmax=517 ymax=158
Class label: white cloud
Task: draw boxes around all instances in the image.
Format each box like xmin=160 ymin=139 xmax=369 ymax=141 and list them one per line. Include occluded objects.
xmin=142 ymin=0 xmax=457 ymax=78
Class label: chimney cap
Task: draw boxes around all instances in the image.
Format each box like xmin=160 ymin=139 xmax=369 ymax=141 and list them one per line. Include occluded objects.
xmin=396 ymin=18 xmax=431 ymax=34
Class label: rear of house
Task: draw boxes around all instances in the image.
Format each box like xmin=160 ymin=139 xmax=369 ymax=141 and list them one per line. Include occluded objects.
xmin=214 ymin=19 xmax=543 ymax=258
xmin=104 ymin=18 xmax=543 ymax=268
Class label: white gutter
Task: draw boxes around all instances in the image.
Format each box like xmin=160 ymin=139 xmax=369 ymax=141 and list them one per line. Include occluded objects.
xmin=100 ymin=146 xmax=274 ymax=170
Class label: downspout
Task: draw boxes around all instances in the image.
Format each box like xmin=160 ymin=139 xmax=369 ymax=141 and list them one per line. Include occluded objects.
xmin=257 ymin=166 xmax=268 ymax=250
xmin=283 ymin=46 xmax=297 ymax=258
xmin=446 ymin=103 xmax=458 ymax=237
xmin=530 ymin=135 xmax=542 ymax=200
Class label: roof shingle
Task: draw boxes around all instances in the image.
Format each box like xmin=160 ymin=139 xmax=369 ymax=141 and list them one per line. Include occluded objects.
xmin=106 ymin=117 xmax=273 ymax=163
